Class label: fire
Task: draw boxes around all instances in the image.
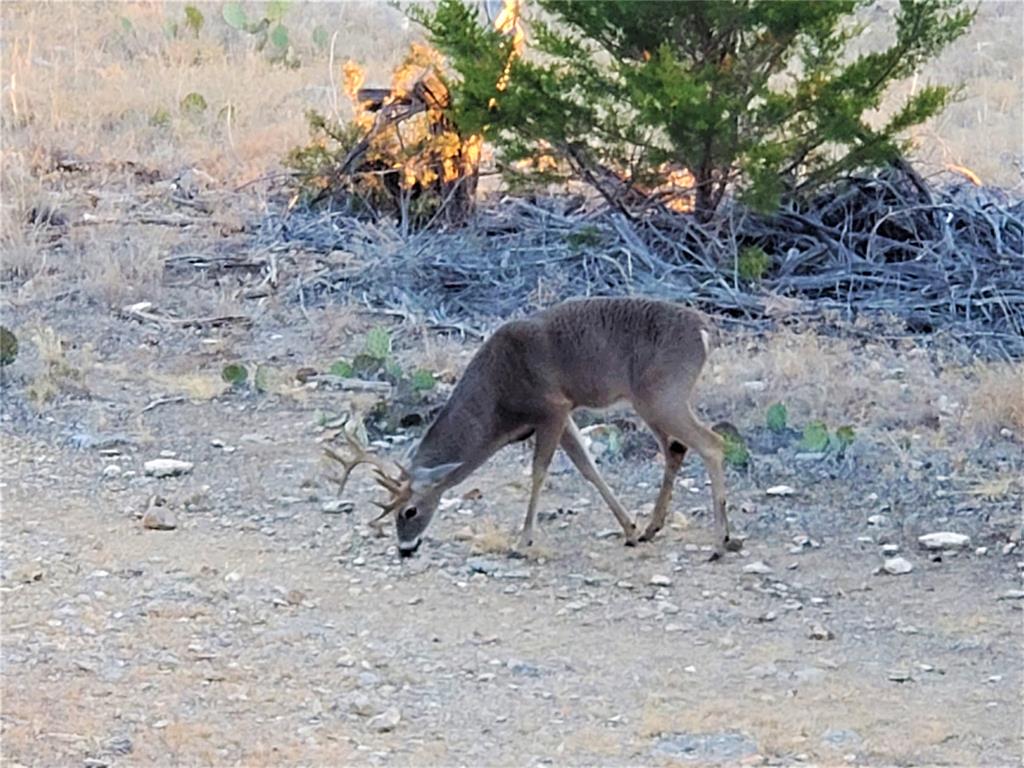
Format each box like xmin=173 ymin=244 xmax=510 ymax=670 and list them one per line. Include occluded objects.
xmin=659 ymin=164 xmax=696 ymax=213
xmin=492 ymin=0 xmax=525 ymax=94
xmin=337 ymin=0 xmax=527 ymax=196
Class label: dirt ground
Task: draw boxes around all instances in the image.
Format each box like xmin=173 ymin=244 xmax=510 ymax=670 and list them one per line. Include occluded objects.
xmin=2 ymin=220 xmax=1023 ymax=766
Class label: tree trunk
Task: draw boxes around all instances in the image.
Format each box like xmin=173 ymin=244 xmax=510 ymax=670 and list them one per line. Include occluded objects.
xmin=694 ymin=166 xmax=716 ymax=224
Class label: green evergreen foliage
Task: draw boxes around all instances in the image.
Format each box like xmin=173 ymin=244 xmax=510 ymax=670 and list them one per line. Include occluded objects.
xmin=417 ymin=0 xmax=974 ymax=219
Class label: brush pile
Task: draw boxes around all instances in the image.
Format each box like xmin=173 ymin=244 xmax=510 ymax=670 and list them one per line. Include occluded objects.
xmin=259 ymin=164 xmax=1024 ymax=357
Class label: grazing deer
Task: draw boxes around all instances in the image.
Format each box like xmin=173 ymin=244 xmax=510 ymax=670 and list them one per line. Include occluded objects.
xmin=326 ymin=297 xmax=739 ymax=559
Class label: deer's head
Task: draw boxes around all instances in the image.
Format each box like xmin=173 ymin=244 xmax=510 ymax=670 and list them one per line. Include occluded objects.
xmin=325 ymin=431 xmax=458 ymax=557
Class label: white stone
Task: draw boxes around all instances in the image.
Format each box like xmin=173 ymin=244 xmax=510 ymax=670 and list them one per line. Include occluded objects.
xmin=765 ymin=485 xmax=796 ymax=497
xmin=918 ymin=532 xmax=970 ymax=551
xmin=883 ymin=556 xmax=914 ymax=575
xmin=321 ymin=499 xmax=353 ymax=514
xmin=743 ymin=561 xmax=773 ymax=575
xmin=142 ymin=506 xmax=176 ymax=530
xmin=649 ymin=574 xmax=673 ymax=587
xmin=143 ymin=458 xmax=194 ymax=478
xmin=367 ymin=707 xmax=401 ymax=732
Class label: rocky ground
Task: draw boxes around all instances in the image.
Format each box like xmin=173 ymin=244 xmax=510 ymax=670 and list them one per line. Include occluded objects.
xmin=2 ymin=284 xmax=1022 ymax=767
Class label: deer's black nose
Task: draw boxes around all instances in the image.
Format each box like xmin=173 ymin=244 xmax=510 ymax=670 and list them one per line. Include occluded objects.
xmin=398 ymin=537 xmax=421 ymax=558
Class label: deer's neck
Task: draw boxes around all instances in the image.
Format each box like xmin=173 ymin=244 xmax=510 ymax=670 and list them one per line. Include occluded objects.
xmin=411 ymin=369 xmax=501 ymax=493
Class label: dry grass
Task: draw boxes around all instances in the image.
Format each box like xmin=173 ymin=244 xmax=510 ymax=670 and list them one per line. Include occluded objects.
xmin=470 ymin=517 xmax=516 ymax=554
xmin=637 ymin=675 xmax=979 ymax=764
xmin=1 ymin=2 xmax=416 ymax=184
xmin=23 ymin=325 xmax=89 ymax=405
xmin=704 ymin=323 xmax=1023 ymax=442
xmin=966 ymin=362 xmax=1024 ymax=434
xmin=147 ymin=370 xmax=227 ymax=401
xmin=0 ymin=1 xmax=1020 ymax=191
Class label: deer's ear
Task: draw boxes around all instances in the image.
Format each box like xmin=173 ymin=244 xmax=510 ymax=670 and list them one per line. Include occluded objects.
xmin=410 ymin=462 xmax=461 ymax=488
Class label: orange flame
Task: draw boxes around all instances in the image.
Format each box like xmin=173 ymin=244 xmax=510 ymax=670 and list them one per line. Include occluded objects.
xmin=338 ymin=0 xmax=528 ymax=193
xmin=493 ymin=0 xmax=525 ymax=96
xmin=659 ymin=164 xmax=696 ymax=213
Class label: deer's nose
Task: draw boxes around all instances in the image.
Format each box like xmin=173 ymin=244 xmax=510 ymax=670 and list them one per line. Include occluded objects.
xmin=398 ymin=537 xmax=421 ymax=558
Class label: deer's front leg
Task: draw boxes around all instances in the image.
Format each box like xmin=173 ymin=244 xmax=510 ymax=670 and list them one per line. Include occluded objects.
xmin=517 ymin=419 xmax=566 ymax=551
xmin=559 ymin=418 xmax=639 ymax=546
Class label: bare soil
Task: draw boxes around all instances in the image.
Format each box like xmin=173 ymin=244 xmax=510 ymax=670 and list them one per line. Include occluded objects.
xmin=2 ymin=256 xmax=1022 ymax=767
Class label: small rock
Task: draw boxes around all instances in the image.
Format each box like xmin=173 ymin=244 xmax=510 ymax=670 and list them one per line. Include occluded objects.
xmin=795 ymin=452 xmax=826 ymax=462
xmin=882 ymin=556 xmax=913 ymax=575
xmin=649 ymin=574 xmax=673 ymax=587
xmin=141 ymin=498 xmax=176 ymax=531
xmin=335 ymin=653 xmax=356 ymax=668
xmin=765 ymin=485 xmax=795 ymax=497
xmin=757 ymin=611 xmax=778 ymax=623
xmin=652 ymin=730 xmax=757 ymax=762
xmin=143 ymin=458 xmax=194 ymax=478
xmin=1003 ymin=542 xmax=1017 ymax=555
xmin=996 ymin=590 xmax=1024 ymax=601
xmin=105 ymin=735 xmax=133 ymax=755
xmin=13 ymin=565 xmax=44 ymax=583
xmin=887 ymin=669 xmax=912 ymax=682
xmin=367 ymin=707 xmax=401 ymax=732
xmin=101 ymin=465 xmax=121 ymax=479
xmin=467 ymin=558 xmax=501 ymax=575
xmin=881 ymin=543 xmax=900 ymax=556
xmin=349 ymin=693 xmax=377 ymax=717
xmin=506 ymin=659 xmax=541 ymax=677
xmin=918 ymin=532 xmax=970 ymax=551
xmin=742 ymin=561 xmax=773 ymax=575
xmin=808 ymin=623 xmax=834 ymax=640
xmin=821 ymin=728 xmax=862 ymax=749
xmin=322 ymin=499 xmax=354 ymax=514
xmin=975 ymin=546 xmax=988 ymax=556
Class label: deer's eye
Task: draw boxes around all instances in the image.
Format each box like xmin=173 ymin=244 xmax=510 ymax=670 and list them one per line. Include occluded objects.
xmin=402 ymin=507 xmax=419 ymax=521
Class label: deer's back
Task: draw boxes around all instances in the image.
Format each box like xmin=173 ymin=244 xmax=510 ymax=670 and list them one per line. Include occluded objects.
xmin=487 ymin=297 xmax=713 ymax=411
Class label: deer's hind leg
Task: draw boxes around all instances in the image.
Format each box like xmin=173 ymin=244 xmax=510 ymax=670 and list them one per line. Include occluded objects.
xmin=641 ymin=401 xmax=738 ymax=559
xmin=637 ymin=427 xmax=687 ymax=543
xmin=559 ymin=417 xmax=639 ymax=545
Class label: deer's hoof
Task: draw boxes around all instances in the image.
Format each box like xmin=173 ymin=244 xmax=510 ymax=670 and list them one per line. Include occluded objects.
xmin=638 ymin=527 xmax=660 ymax=543
xmin=511 ymin=534 xmax=534 ymax=557
xmin=724 ymin=536 xmax=744 ymax=552
xmin=707 ymin=549 xmax=723 ymax=563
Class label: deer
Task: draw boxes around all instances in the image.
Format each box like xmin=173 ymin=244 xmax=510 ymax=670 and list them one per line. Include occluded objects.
xmin=325 ymin=296 xmax=741 ymax=560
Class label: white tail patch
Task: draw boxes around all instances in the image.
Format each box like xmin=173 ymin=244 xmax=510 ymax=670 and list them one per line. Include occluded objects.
xmin=699 ymin=328 xmax=711 ymax=355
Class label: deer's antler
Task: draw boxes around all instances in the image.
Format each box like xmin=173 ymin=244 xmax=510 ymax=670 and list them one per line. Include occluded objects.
xmin=324 ymin=427 xmax=411 ymax=525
